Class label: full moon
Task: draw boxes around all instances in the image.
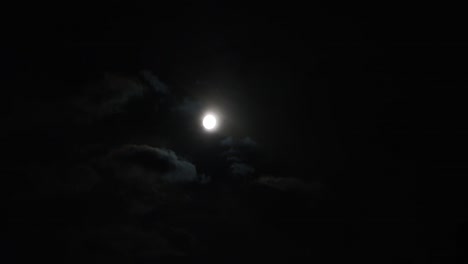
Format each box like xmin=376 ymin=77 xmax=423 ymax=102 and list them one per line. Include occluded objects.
xmin=203 ymin=114 xmax=217 ymax=130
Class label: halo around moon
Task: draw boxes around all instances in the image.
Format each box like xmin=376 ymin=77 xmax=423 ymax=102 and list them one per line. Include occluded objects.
xmin=202 ymin=114 xmax=217 ymax=130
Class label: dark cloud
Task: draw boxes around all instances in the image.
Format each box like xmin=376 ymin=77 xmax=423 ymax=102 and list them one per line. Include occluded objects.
xmin=226 ymin=156 xmax=242 ymax=162
xmin=71 ymin=72 xmax=168 ymax=123
xmin=221 ymin=146 xmax=239 ymax=158
xmin=140 ymin=70 xmax=170 ymax=95
xmin=220 ymin=136 xmax=234 ymax=146
xmin=220 ymin=136 xmax=258 ymax=177
xmin=101 ymin=145 xmax=198 ymax=186
xmin=230 ymin=162 xmax=255 ymax=177
xmin=71 ymin=74 xmax=146 ymax=120
xmin=220 ymin=136 xmax=257 ymax=148
xmin=172 ymin=97 xmax=203 ymax=116
xmin=239 ymin=137 xmax=257 ymax=148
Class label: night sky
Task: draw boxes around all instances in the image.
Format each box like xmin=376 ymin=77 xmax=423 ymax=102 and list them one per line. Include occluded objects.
xmin=1 ymin=3 xmax=467 ymax=262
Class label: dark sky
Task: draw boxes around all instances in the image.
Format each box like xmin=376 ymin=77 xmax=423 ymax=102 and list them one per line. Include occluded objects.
xmin=1 ymin=3 xmax=467 ymax=262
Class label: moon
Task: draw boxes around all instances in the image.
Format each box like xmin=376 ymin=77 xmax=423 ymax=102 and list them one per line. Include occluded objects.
xmin=203 ymin=114 xmax=217 ymax=130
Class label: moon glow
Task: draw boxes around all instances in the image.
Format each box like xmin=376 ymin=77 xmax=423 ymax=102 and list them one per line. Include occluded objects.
xmin=203 ymin=114 xmax=217 ymax=130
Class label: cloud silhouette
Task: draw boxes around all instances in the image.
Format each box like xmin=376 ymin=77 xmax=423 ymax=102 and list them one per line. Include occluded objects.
xmin=220 ymin=136 xmax=234 ymax=146
xmin=140 ymin=70 xmax=170 ymax=95
xmin=239 ymin=137 xmax=257 ymax=148
xmin=172 ymin=97 xmax=203 ymax=117
xmin=101 ymin=145 xmax=198 ymax=188
xmin=221 ymin=136 xmax=257 ymax=148
xmin=230 ymin=162 xmax=255 ymax=177
xmin=220 ymin=136 xmax=258 ymax=178
xmin=71 ymin=72 xmax=168 ymax=123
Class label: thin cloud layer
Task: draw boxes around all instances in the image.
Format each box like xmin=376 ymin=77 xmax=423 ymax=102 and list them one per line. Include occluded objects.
xmin=140 ymin=70 xmax=170 ymax=95
xmin=230 ymin=162 xmax=255 ymax=177
xmin=172 ymin=97 xmax=203 ymax=116
xmin=220 ymin=136 xmax=258 ymax=178
xmin=101 ymin=145 xmax=198 ymax=187
xmin=71 ymin=71 xmax=167 ymax=123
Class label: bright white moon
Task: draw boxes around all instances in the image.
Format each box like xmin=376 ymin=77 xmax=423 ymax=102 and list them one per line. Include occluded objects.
xmin=203 ymin=114 xmax=217 ymax=130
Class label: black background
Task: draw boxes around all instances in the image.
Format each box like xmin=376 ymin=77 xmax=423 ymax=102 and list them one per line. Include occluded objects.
xmin=1 ymin=2 xmax=466 ymax=262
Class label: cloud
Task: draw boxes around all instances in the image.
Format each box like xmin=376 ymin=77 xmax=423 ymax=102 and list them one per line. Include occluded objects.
xmin=71 ymin=72 xmax=167 ymax=123
xmin=220 ymin=136 xmax=259 ymax=178
xmin=101 ymin=145 xmax=198 ymax=188
xmin=230 ymin=162 xmax=255 ymax=177
xmin=220 ymin=136 xmax=234 ymax=146
xmin=220 ymin=137 xmax=258 ymax=155
xmin=226 ymin=156 xmax=242 ymax=162
xmin=239 ymin=137 xmax=257 ymax=148
xmin=172 ymin=97 xmax=203 ymax=116
xmin=220 ymin=136 xmax=257 ymax=148
xmin=221 ymin=147 xmax=239 ymax=158
xmin=140 ymin=70 xmax=169 ymax=95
